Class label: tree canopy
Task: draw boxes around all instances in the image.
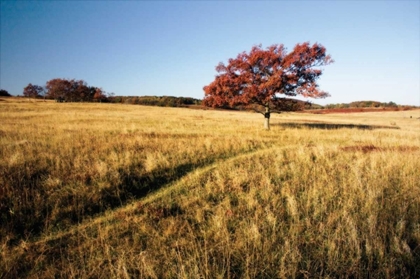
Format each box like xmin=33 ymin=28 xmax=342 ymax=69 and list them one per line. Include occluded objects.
xmin=45 ymin=78 xmax=105 ymax=102
xmin=23 ymin=84 xmax=44 ymax=98
xmin=203 ymin=42 xmax=333 ymax=129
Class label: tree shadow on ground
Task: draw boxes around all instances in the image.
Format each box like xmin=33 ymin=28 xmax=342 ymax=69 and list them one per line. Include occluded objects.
xmin=2 ymin=151 xmax=250 ymax=277
xmin=50 ymin=148 xmax=262 ymax=237
xmin=276 ymin=122 xmax=400 ymax=130
xmin=101 ymin=161 xmax=207 ymax=210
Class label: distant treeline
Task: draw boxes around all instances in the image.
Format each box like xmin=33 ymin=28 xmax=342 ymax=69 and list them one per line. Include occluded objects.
xmin=9 ymin=78 xmax=202 ymax=107
xmin=322 ymin=101 xmax=408 ymax=109
xmin=4 ymin=83 xmax=416 ymax=110
xmin=108 ymin=96 xmax=202 ymax=107
xmin=108 ymin=96 xmax=314 ymax=111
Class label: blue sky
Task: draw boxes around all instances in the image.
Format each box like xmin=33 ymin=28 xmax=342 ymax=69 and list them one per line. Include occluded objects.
xmin=1 ymin=1 xmax=419 ymax=106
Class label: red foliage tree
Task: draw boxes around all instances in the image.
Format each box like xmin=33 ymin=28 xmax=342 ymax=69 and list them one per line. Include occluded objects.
xmin=93 ymin=87 xmax=107 ymax=102
xmin=203 ymin=42 xmax=334 ymax=129
xmin=45 ymin=78 xmax=98 ymax=102
xmin=23 ymin=83 xmax=44 ymax=98
xmin=45 ymin=78 xmax=72 ymax=100
xmin=72 ymin=79 xmax=89 ymax=102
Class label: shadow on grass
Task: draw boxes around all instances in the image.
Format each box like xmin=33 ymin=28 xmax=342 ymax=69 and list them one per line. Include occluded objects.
xmin=1 ymin=156 xmax=237 ymax=277
xmin=0 ymin=148 xmax=259 ymax=246
xmin=101 ymin=161 xmax=207 ymax=210
xmin=276 ymin=122 xmax=400 ymax=130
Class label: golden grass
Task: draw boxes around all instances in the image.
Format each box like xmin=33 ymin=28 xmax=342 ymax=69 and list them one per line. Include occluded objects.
xmin=1 ymin=97 xmax=419 ymax=278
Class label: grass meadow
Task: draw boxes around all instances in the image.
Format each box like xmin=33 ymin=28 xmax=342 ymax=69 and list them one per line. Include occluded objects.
xmin=1 ymin=97 xmax=419 ymax=278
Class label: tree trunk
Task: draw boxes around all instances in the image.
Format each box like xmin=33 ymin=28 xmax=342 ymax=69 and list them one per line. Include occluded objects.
xmin=264 ymin=105 xmax=270 ymax=130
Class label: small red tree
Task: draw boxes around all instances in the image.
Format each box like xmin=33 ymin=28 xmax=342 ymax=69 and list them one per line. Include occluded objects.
xmin=93 ymin=87 xmax=107 ymax=102
xmin=23 ymin=83 xmax=44 ymax=98
xmin=203 ymin=42 xmax=333 ymax=129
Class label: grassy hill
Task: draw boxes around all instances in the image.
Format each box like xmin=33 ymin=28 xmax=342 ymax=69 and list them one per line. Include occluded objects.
xmin=1 ymin=97 xmax=420 ymax=278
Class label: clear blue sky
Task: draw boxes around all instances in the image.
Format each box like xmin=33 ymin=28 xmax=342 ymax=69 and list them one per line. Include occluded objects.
xmin=1 ymin=1 xmax=419 ymax=105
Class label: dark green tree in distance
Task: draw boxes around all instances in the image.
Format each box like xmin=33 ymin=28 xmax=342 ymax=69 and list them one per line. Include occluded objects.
xmin=0 ymin=89 xmax=11 ymax=97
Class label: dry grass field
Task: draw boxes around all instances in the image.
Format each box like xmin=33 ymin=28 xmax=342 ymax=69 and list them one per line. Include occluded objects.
xmin=1 ymin=97 xmax=419 ymax=278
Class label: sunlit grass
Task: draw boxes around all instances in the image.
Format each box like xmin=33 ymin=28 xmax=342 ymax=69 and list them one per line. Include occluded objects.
xmin=1 ymin=97 xmax=419 ymax=278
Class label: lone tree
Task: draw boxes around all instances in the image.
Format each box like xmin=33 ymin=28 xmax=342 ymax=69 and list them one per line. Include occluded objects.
xmin=203 ymin=42 xmax=333 ymax=129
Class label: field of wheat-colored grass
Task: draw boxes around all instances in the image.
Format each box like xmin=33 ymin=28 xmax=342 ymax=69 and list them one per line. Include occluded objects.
xmin=1 ymin=97 xmax=419 ymax=278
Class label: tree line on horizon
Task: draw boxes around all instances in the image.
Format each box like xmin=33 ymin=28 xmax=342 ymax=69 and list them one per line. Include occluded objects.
xmin=108 ymin=95 xmax=201 ymax=107
xmin=1 ymin=85 xmax=414 ymax=110
xmin=323 ymin=100 xmax=400 ymax=109
xmin=1 ymin=79 xmax=202 ymax=107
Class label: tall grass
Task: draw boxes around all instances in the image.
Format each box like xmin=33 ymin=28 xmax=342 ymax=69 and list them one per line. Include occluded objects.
xmin=1 ymin=97 xmax=419 ymax=278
